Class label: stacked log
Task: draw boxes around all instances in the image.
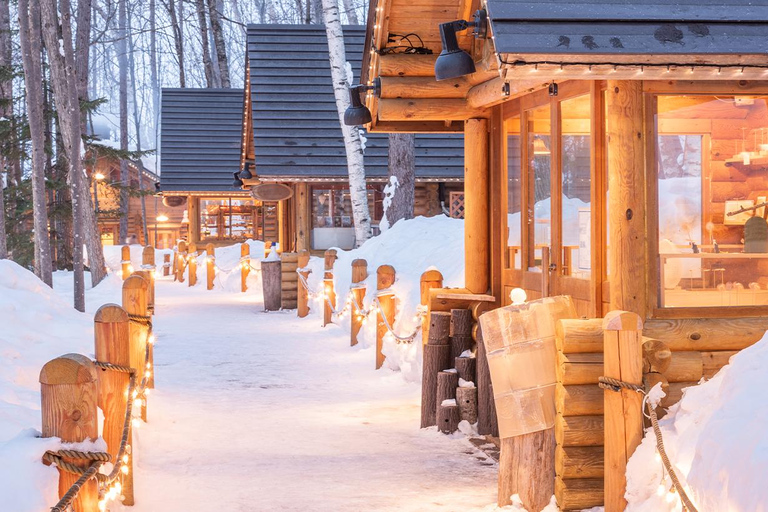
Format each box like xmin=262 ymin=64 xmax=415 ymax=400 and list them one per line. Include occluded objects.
xmin=280 ymin=252 xmax=299 ymax=310
xmin=421 ymin=312 xmax=451 ymax=428
xmin=476 ymin=324 xmax=498 ymax=436
xmin=450 ymin=309 xmax=474 ymax=361
xmin=262 ymin=259 xmax=282 ymax=312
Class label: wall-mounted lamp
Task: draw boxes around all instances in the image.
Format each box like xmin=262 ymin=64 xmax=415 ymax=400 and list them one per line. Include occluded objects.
xmin=93 ymin=172 xmax=106 ymax=181
xmin=240 ymin=162 xmax=253 ymax=180
xmin=343 ymin=78 xmax=381 ymax=126
xmin=156 ymin=214 xmax=169 ymax=222
xmin=435 ymin=9 xmax=488 ymax=81
xmin=233 ymin=172 xmax=244 ymax=188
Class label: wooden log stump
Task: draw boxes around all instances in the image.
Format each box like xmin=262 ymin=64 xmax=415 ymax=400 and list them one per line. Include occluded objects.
xmin=121 ymin=245 xmax=132 ymax=279
xmin=297 ymin=250 xmax=311 ymax=318
xmin=188 ymin=243 xmax=198 ymax=287
xmin=421 ymin=343 xmax=451 ymax=428
xmin=642 ymin=339 xmax=671 ymax=374
xmin=350 ymin=259 xmax=368 ymax=346
xmin=436 ymin=370 xmax=459 ymax=406
xmin=240 ymin=243 xmax=250 ymax=292
xmin=376 ymin=265 xmax=396 ymax=369
xmin=427 ymin=311 xmax=451 ymax=345
xmin=419 ymin=269 xmax=443 ymax=343
xmin=39 ymin=354 xmax=99 ymax=511
xmin=323 ymin=249 xmax=338 ymax=327
xmin=163 ymin=253 xmax=170 ymax=276
xmin=123 ymin=275 xmax=151 ymax=416
xmin=94 ymin=304 xmax=134 ymax=505
xmin=206 ymin=243 xmax=215 ymax=290
xmin=456 ymin=386 xmax=478 ymax=424
xmin=450 ymin=308 xmax=474 ymax=362
xmin=437 ymin=401 xmax=461 ymax=433
xmin=142 ymin=246 xmax=155 ymax=305
xmin=476 ymin=325 xmax=498 ymax=436
xmin=262 ymin=259 xmax=282 ymax=311
xmin=499 ymin=429 xmax=556 ymax=510
xmin=603 ymin=311 xmax=644 ymax=512
xmin=176 ymin=241 xmax=187 ymax=282
xmin=455 ymin=356 xmax=476 ymax=383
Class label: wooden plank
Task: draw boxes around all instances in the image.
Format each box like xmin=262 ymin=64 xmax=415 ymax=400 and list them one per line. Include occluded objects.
xmin=379 ymin=54 xmax=438 ymax=76
xmin=379 ymin=76 xmax=472 ymax=99
xmin=555 ymin=445 xmax=604 ymax=479
xmin=556 ymin=318 xmax=603 ymax=354
xmin=556 ymin=384 xmax=603 ymax=416
xmin=644 ymin=317 xmax=768 ymax=351
xmin=663 ymin=351 xmax=703 ymax=383
xmin=379 ymin=99 xmax=489 ymax=122
xmin=555 ymin=477 xmax=604 ymax=511
xmin=555 ymin=414 xmax=604 ymax=447
xmin=702 ymin=350 xmax=737 ymax=378
xmin=558 ymin=352 xmax=603 ymax=385
xmin=465 ymin=118 xmax=490 ymax=293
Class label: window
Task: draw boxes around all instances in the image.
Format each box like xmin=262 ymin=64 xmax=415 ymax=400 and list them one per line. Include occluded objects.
xmin=199 ymin=198 xmax=255 ymax=241
xmin=310 ymin=186 xmax=382 ymax=250
xmin=527 ymin=104 xmax=552 ymax=270
xmin=656 ymin=95 xmax=768 ymax=308
xmin=507 ymin=116 xmax=522 ymax=269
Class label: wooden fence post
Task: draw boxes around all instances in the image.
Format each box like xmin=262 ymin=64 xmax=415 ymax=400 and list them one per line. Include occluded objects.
xmin=206 ymin=243 xmax=215 ymax=290
xmin=421 ymin=312 xmax=451 ymax=428
xmin=188 ymin=243 xmax=198 ymax=287
xmin=323 ymin=249 xmax=338 ymax=327
xmin=420 ymin=269 xmax=443 ymax=344
xmin=350 ymin=259 xmax=368 ymax=346
xmin=603 ymin=310 xmax=644 ymax=512
xmin=262 ymin=258 xmax=282 ymax=311
xmin=376 ymin=265 xmax=396 ymax=369
xmin=297 ymin=250 xmax=311 ymax=318
xmin=176 ymin=241 xmax=187 ymax=282
xmin=163 ymin=253 xmax=171 ymax=276
xmin=123 ymin=275 xmax=150 ymax=419
xmin=280 ymin=252 xmax=299 ymax=309
xmin=121 ymin=245 xmax=132 ymax=279
xmin=241 ymin=243 xmax=250 ymax=292
xmin=94 ymin=305 xmax=134 ymax=505
xmin=39 ymin=354 xmax=99 ymax=511
xmin=141 ymin=246 xmax=156 ymax=315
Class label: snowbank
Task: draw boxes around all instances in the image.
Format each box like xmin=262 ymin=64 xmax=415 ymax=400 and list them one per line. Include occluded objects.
xmin=305 ymin=215 xmax=464 ymax=381
xmin=180 ymin=239 xmax=266 ymax=293
xmin=626 ymin=334 xmax=768 ymax=511
xmin=103 ymin=244 xmax=174 ymax=274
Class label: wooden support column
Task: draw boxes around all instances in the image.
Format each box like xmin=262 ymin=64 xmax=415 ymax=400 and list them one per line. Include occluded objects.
xmin=465 ymin=118 xmax=490 ymax=294
xmin=278 ymin=200 xmax=286 ymax=252
xmin=350 ymin=259 xmax=368 ymax=346
xmin=94 ymin=305 xmax=134 ymax=505
xmin=603 ymin=311 xmax=644 ymax=512
xmin=323 ymin=249 xmax=338 ymax=327
xmin=40 ymin=354 xmax=99 ymax=511
xmin=141 ymin=246 xmax=156 ymax=315
xmin=420 ymin=270 xmax=443 ymax=344
xmin=297 ymin=250 xmax=311 ymax=318
xmin=121 ymin=245 xmax=132 ymax=279
xmin=188 ymin=243 xmax=198 ymax=287
xmin=123 ymin=275 xmax=149 ymax=421
xmin=606 ymin=81 xmax=647 ymax=318
xmin=241 ymin=243 xmax=250 ymax=292
xmin=376 ymin=265 xmax=396 ymax=369
xmin=163 ymin=253 xmax=171 ymax=276
xmin=176 ymin=241 xmax=187 ymax=283
xmin=206 ymin=243 xmax=215 ymax=290
xmin=188 ymin=197 xmax=200 ymax=245
xmin=296 ymin=183 xmax=310 ymax=252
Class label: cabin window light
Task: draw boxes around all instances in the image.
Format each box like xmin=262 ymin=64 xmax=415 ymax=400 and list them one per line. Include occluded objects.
xmin=343 ymin=78 xmax=381 ymax=126
xmin=434 ymin=9 xmax=488 ymax=80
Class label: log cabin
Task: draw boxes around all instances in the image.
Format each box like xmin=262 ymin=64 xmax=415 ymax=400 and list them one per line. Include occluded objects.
xmin=357 ymin=0 xmax=768 ymax=509
xmin=159 ymin=24 xmax=465 ymax=252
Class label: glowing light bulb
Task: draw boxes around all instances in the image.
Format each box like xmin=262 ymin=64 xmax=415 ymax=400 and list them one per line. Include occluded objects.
xmin=132 ymin=389 xmax=138 ymax=398
xmin=133 ymin=398 xmax=143 ymax=408
xmin=148 ymin=335 xmax=155 ymax=345
xmin=121 ymin=464 xmax=129 ymax=475
xmin=122 ymin=454 xmax=129 ymax=464
xmin=98 ymin=499 xmax=107 ymax=511
xmin=510 ymin=288 xmax=527 ymax=305
xmin=132 ymin=418 xmax=141 ymax=428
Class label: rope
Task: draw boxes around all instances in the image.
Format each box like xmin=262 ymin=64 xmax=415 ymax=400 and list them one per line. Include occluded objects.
xmin=49 ymin=461 xmax=102 ymax=512
xmin=598 ymin=376 xmax=698 ymax=512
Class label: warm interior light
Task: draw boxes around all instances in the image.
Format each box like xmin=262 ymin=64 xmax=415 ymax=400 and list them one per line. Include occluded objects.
xmin=533 ymin=138 xmax=551 ymax=155
xmin=94 ymin=172 xmax=106 ymax=181
xmin=156 ymin=214 xmax=169 ymax=222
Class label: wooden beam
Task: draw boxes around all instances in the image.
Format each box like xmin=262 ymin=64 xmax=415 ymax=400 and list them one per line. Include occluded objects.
xmin=379 ymin=76 xmax=471 ymax=99
xmin=467 ymin=77 xmax=547 ymax=109
xmin=464 ymin=118 xmax=490 ymax=293
xmin=368 ymin=120 xmax=463 ymax=133
xmin=379 ymin=54 xmax=438 ymax=77
xmin=379 ymin=99 xmax=488 ymax=122
xmin=606 ymin=81 xmax=647 ymax=318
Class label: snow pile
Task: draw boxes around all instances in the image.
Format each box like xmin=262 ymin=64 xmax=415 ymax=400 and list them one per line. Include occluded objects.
xmin=181 ymin=239 xmax=266 ymax=293
xmin=103 ymin=244 xmax=174 ymax=274
xmin=626 ymin=334 xmax=768 ymax=511
xmin=0 ymin=260 xmax=96 ymax=510
xmin=305 ymin=215 xmax=464 ymax=381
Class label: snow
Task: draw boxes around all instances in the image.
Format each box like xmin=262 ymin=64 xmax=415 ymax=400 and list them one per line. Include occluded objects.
xmin=626 ymin=334 xmax=768 ymax=511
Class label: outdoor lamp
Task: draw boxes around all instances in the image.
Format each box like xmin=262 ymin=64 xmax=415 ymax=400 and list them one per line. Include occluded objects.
xmin=240 ymin=162 xmax=253 ymax=180
xmin=435 ymin=9 xmax=488 ymax=81
xmin=343 ymin=78 xmax=381 ymax=126
xmin=233 ymin=172 xmax=244 ymax=188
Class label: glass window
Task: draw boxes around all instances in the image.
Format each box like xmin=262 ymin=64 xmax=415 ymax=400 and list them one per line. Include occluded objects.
xmin=561 ymin=94 xmax=592 ymax=279
xmin=507 ymin=116 xmax=522 ymax=269
xmin=656 ymin=95 xmax=768 ymax=307
xmin=200 ymin=198 xmax=255 ymax=241
xmin=528 ymin=104 xmax=552 ymax=270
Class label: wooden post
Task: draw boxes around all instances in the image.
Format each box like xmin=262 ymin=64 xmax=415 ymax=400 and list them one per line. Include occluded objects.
xmin=436 ymin=370 xmax=459 ymax=407
xmin=163 ymin=253 xmax=171 ymax=276
xmin=121 ymin=245 xmax=132 ymax=279
xmin=240 ymin=243 xmax=250 ymax=292
xmin=457 ymin=386 xmax=478 ymax=424
xmin=94 ymin=305 xmax=134 ymax=505
xmin=297 ymin=250 xmax=311 ymax=318
xmin=437 ymin=402 xmax=461 ymax=433
xmin=455 ymin=356 xmax=476 ymax=382
xmin=188 ymin=243 xmax=198 ymax=287
xmin=171 ymin=249 xmax=177 ymax=279
xmin=376 ymin=265 xmax=396 ymax=369
xmin=296 ymin=182 xmax=310 ymax=252
xmin=606 ymin=81 xmax=647 ymax=317
xmin=323 ymin=249 xmax=338 ymax=327
xmin=421 ymin=312 xmax=451 ymax=428
xmin=464 ymin=118 xmax=490 ymax=294
xmin=280 ymin=252 xmax=299 ymax=309
xmin=39 ymin=354 xmax=99 ymax=511
xmin=176 ymin=241 xmax=187 ymax=283
xmin=350 ymin=259 xmax=368 ymax=347
xmin=123 ymin=275 xmax=149 ymax=420
xmin=420 ymin=269 xmax=443 ymax=344
xmin=142 ymin=246 xmax=156 ymax=315
xmin=476 ymin=324 xmax=498 ymax=436
xmin=262 ymin=259 xmax=282 ymax=311
xmin=498 ymin=429 xmax=556 ymax=510
xmin=603 ymin=310 xmax=644 ymax=512
xmin=450 ymin=309 xmax=474 ymax=362
xmin=206 ymin=243 xmax=215 ymax=290
xmin=542 ymin=246 xmax=551 ymax=297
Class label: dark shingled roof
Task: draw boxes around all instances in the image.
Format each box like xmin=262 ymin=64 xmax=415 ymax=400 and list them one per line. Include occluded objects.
xmin=247 ymin=24 xmax=463 ymax=180
xmin=160 ymin=88 xmax=244 ymax=192
xmin=487 ymin=0 xmax=768 ymax=63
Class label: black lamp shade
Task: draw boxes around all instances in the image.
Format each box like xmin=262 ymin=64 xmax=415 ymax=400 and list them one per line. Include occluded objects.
xmin=435 ymin=21 xmax=476 ymax=80
xmin=233 ymin=172 xmax=244 ymax=188
xmin=344 ymin=86 xmax=372 ymax=126
xmin=240 ymin=163 xmax=253 ymax=180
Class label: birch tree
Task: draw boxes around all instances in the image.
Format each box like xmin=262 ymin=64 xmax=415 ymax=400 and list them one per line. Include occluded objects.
xmin=321 ymin=0 xmax=371 ymax=246
xmin=40 ymin=0 xmax=88 ymax=311
xmin=385 ymin=133 xmax=415 ymax=226
xmin=208 ymin=0 xmax=230 ymax=87
xmin=18 ymin=0 xmax=54 ymax=284
xmin=195 ymin=0 xmax=215 ymax=87
xmin=0 ymin=0 xmax=10 ymax=259
xmin=118 ymin=0 xmax=129 ymax=242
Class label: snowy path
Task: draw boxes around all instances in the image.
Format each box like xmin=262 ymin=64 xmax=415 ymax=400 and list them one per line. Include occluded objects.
xmin=130 ymin=278 xmax=498 ymax=511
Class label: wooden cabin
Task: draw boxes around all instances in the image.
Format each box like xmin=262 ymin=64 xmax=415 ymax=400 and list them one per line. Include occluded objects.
xmin=360 ymin=0 xmax=768 ymax=509
xmin=160 ymin=25 xmax=465 ymax=252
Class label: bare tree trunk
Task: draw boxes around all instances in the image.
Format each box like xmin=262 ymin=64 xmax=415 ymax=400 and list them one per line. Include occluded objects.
xmin=195 ymin=0 xmax=214 ymax=87
xmin=117 ymin=0 xmax=129 ymax=243
xmin=321 ymin=0 xmax=371 ymax=247
xmin=385 ymin=133 xmax=415 ymax=227
xmin=207 ymin=0 xmax=230 ymax=87
xmin=0 ymin=0 xmax=11 ymax=259
xmin=127 ymin=11 xmax=148 ymax=244
xmin=40 ymin=0 xmax=87 ymax=311
xmin=230 ymin=0 xmax=247 ymax=37
xmin=18 ymin=0 xmax=54 ymax=283
xmin=149 ymin=0 xmax=160 ymax=158
xmin=163 ymin=0 xmax=186 ymax=87
xmin=341 ymin=0 xmax=358 ymax=24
